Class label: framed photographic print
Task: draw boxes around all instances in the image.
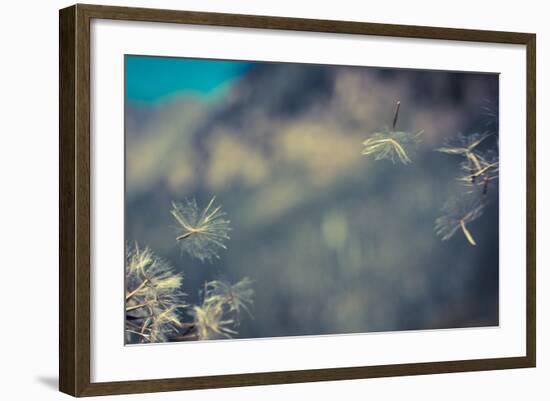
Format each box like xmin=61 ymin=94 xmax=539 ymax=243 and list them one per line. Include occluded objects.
xmin=59 ymin=4 xmax=536 ymax=397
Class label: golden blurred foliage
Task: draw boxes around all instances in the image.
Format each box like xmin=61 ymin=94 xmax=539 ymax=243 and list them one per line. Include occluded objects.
xmin=206 ymin=132 xmax=269 ymax=190
xmin=275 ymin=122 xmax=364 ymax=185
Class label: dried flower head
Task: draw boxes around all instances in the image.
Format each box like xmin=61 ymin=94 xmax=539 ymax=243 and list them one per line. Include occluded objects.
xmin=125 ymin=243 xmax=187 ymax=343
xmin=171 ymin=197 xmax=231 ymax=263
xmin=435 ymin=193 xmax=487 ymax=246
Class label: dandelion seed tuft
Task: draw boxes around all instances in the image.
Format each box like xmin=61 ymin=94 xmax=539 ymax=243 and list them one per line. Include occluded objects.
xmin=457 ymin=149 xmax=499 ymax=195
xmin=171 ymin=197 xmax=231 ymax=263
xmin=436 ymin=132 xmax=499 ymax=196
xmin=362 ymin=102 xmax=423 ymax=165
xmin=436 ymin=132 xmax=491 ymax=157
xmin=362 ymin=129 xmax=423 ymax=164
xmin=435 ymin=193 xmax=487 ymax=246
xmin=203 ymin=277 xmax=255 ymax=319
xmin=192 ymin=302 xmax=238 ymax=341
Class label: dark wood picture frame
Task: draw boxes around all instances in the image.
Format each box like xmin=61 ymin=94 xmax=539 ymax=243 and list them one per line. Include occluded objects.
xmin=59 ymin=3 xmax=536 ymax=397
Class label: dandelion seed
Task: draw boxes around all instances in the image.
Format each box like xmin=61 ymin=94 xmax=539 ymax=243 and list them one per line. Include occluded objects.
xmin=435 ymin=193 xmax=487 ymax=246
xmin=171 ymin=197 xmax=231 ymax=263
xmin=192 ymin=302 xmax=238 ymax=341
xmin=203 ymin=277 xmax=255 ymax=319
xmin=362 ymin=130 xmax=423 ymax=164
xmin=457 ymin=149 xmax=499 ymax=195
xmin=362 ymin=101 xmax=423 ymax=165
xmin=436 ymin=132 xmax=492 ymax=171
xmin=437 ymin=132 xmax=499 ymax=196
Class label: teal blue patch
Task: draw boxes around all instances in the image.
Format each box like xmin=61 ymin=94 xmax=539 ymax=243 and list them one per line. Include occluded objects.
xmin=125 ymin=56 xmax=251 ymax=103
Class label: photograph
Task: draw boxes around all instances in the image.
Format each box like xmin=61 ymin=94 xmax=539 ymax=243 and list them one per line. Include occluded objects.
xmin=124 ymin=55 xmax=500 ymax=345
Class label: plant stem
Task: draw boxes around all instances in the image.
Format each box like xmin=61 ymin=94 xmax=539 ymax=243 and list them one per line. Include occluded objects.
xmin=126 ymin=314 xmax=153 ymax=320
xmin=126 ymin=302 xmax=150 ymax=312
xmin=169 ymin=333 xmax=198 ymax=341
xmin=126 ymin=279 xmax=149 ymax=301
xmin=125 ymin=329 xmax=149 ymax=339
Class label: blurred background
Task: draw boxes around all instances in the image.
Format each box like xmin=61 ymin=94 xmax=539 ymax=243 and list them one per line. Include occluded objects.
xmin=125 ymin=55 xmax=499 ymax=339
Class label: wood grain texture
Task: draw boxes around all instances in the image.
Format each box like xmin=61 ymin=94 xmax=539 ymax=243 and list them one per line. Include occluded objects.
xmin=59 ymin=3 xmax=537 ymax=397
xmin=525 ymin=34 xmax=536 ymax=367
xmin=78 ymin=3 xmax=533 ymax=43
xmin=59 ymin=5 xmax=76 ymax=396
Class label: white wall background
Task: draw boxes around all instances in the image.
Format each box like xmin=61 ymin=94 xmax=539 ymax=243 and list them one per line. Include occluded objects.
xmin=0 ymin=0 xmax=545 ymax=399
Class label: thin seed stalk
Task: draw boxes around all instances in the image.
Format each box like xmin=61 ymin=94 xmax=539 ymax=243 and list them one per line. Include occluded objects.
xmin=126 ymin=330 xmax=150 ymax=339
xmin=466 ymin=151 xmax=482 ymax=172
xmin=176 ymin=226 xmax=207 ymax=241
xmin=392 ymin=101 xmax=401 ymax=129
xmin=126 ymin=302 xmax=151 ymax=312
xmin=459 ymin=219 xmax=477 ymax=246
xmin=176 ymin=232 xmax=193 ymax=241
xmin=126 ymin=279 xmax=149 ymax=301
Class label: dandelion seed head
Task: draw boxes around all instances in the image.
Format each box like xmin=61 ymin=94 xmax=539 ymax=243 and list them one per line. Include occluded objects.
xmin=146 ymin=305 xmax=183 ymax=342
xmin=125 ymin=243 xmax=187 ymax=344
xmin=126 ymin=244 xmax=154 ymax=275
